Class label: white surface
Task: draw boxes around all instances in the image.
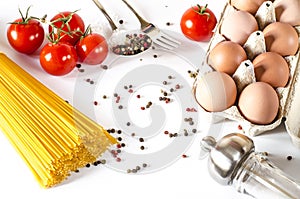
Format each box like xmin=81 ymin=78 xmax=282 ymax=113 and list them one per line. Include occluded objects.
xmin=0 ymin=1 xmax=299 ymax=199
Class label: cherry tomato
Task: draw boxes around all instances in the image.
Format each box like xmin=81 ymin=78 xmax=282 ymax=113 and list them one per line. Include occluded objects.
xmin=180 ymin=4 xmax=217 ymax=42
xmin=39 ymin=42 xmax=78 ymax=76
xmin=7 ymin=18 xmax=45 ymax=54
xmin=49 ymin=11 xmax=85 ymax=46
xmin=76 ymin=33 xmax=109 ymax=65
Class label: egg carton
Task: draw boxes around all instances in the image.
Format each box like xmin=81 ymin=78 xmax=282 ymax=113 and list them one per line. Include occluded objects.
xmin=195 ymin=1 xmax=300 ymax=147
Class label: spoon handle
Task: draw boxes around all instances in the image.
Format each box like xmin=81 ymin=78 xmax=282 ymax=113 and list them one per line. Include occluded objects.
xmin=92 ymin=0 xmax=118 ymax=31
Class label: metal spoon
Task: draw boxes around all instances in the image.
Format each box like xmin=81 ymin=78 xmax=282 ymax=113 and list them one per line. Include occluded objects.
xmin=92 ymin=0 xmax=152 ymax=56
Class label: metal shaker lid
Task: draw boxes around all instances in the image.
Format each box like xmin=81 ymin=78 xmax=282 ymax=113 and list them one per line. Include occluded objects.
xmin=200 ymin=133 xmax=255 ymax=185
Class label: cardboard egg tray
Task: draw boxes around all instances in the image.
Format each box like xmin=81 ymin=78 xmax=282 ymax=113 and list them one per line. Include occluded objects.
xmin=195 ymin=1 xmax=300 ymax=147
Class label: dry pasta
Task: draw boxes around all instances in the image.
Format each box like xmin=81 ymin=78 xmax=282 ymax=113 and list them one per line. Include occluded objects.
xmin=0 ymin=53 xmax=117 ymax=188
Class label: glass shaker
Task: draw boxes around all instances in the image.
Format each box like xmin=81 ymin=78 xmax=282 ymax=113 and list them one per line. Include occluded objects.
xmin=200 ymin=133 xmax=300 ymax=199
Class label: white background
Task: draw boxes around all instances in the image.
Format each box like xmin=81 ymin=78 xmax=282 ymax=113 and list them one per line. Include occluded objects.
xmin=0 ymin=0 xmax=299 ymax=199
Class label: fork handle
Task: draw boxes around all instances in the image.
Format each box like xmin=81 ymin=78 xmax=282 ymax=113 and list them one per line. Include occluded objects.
xmin=121 ymin=0 xmax=150 ymax=29
xmin=92 ymin=0 xmax=118 ymax=31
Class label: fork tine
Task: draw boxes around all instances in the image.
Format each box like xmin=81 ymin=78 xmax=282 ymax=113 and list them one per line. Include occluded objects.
xmin=155 ymin=39 xmax=177 ymax=50
xmin=158 ymin=38 xmax=179 ymax=49
xmin=160 ymin=32 xmax=181 ymax=45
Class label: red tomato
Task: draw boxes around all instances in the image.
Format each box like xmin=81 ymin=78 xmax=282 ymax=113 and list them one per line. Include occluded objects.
xmin=180 ymin=4 xmax=217 ymax=42
xmin=49 ymin=11 xmax=85 ymax=45
xmin=7 ymin=18 xmax=44 ymax=54
xmin=76 ymin=33 xmax=109 ymax=65
xmin=39 ymin=42 xmax=78 ymax=76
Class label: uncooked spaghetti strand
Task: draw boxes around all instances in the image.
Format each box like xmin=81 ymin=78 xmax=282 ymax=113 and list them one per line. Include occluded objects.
xmin=0 ymin=53 xmax=117 ymax=188
xmin=0 ymin=79 xmax=76 ymax=154
xmin=0 ymin=57 xmax=114 ymax=145
xmin=0 ymin=95 xmax=55 ymax=168
xmin=0 ymin=74 xmax=78 ymax=143
xmin=0 ymin=115 xmax=47 ymax=183
xmin=0 ymin=102 xmax=53 ymax=183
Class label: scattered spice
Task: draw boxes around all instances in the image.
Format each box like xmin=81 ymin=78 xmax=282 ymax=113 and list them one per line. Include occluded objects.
xmin=76 ymin=63 xmax=81 ymax=68
xmin=139 ymin=137 xmax=144 ymax=142
xmin=94 ymin=101 xmax=98 ymax=106
xmin=184 ymin=129 xmax=188 ymax=136
xmin=103 ymin=95 xmax=107 ymax=99
xmin=287 ymin=155 xmax=293 ymax=161
xmin=188 ymin=70 xmax=198 ymax=78
xmin=101 ymin=64 xmax=108 ymax=70
xmin=78 ymin=68 xmax=85 ymax=73
xmin=116 ymin=96 xmax=121 ymax=103
xmin=238 ymin=125 xmax=243 ymax=130
xmin=100 ymin=159 xmax=106 ymax=164
xmin=140 ymin=145 xmax=145 ymax=150
xmin=182 ymin=154 xmax=188 ymax=158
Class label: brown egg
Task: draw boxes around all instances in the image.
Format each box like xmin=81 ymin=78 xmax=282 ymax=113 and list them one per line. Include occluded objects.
xmin=263 ymin=22 xmax=299 ymax=56
xmin=238 ymin=82 xmax=279 ymax=125
xmin=275 ymin=0 xmax=300 ymax=26
xmin=253 ymin=52 xmax=290 ymax=88
xmin=208 ymin=41 xmax=247 ymax=75
xmin=194 ymin=71 xmax=237 ymax=112
xmin=231 ymin=0 xmax=268 ymax=15
xmin=221 ymin=10 xmax=258 ymax=45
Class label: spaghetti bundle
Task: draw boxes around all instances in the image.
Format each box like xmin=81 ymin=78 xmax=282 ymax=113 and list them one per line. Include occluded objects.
xmin=0 ymin=53 xmax=116 ymax=188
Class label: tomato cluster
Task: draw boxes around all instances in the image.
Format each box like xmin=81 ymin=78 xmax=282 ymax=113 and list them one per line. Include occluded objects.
xmin=7 ymin=8 xmax=109 ymax=76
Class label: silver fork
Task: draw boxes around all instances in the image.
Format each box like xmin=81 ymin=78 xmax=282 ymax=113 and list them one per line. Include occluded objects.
xmin=121 ymin=0 xmax=181 ymax=50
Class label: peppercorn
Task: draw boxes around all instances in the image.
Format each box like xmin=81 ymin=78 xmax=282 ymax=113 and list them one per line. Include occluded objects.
xmin=101 ymin=65 xmax=108 ymax=70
